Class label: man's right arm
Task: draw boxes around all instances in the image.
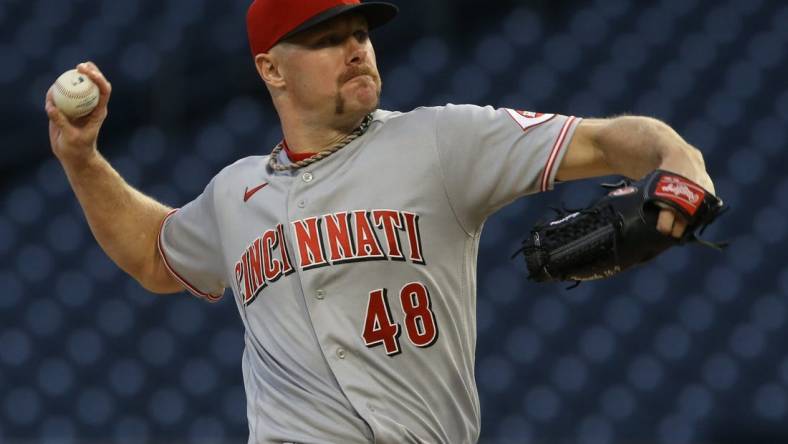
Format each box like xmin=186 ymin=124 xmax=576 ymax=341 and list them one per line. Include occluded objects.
xmin=45 ymin=62 xmax=183 ymax=294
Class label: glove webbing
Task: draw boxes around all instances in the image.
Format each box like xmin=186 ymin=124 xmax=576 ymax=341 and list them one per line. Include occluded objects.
xmin=514 ymin=206 xmax=619 ymax=282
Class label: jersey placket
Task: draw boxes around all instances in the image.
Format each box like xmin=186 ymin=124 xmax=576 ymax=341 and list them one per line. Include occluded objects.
xmin=284 ymin=163 xmax=383 ymax=432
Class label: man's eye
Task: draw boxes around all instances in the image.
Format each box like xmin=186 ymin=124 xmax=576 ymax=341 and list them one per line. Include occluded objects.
xmin=313 ymin=30 xmax=367 ymax=47
xmin=314 ymin=35 xmax=337 ymax=47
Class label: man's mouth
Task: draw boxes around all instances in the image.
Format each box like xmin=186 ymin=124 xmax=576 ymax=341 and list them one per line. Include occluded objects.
xmin=348 ymin=74 xmax=372 ymax=82
xmin=339 ymin=68 xmax=376 ymax=85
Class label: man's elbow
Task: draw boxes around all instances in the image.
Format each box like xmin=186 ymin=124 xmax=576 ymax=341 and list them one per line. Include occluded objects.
xmin=133 ymin=261 xmax=185 ymax=295
xmin=138 ymin=278 xmax=184 ymax=295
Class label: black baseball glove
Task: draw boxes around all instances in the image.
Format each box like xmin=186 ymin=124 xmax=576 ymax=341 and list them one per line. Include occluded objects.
xmin=515 ymin=169 xmax=726 ymax=284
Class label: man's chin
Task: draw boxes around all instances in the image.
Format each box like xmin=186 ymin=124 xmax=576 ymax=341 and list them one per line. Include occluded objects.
xmin=353 ymin=97 xmax=380 ymax=117
xmin=336 ymin=87 xmax=381 ymax=116
xmin=357 ymin=93 xmax=380 ymax=113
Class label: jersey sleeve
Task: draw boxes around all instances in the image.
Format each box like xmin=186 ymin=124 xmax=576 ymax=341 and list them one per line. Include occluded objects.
xmin=434 ymin=104 xmax=582 ymax=233
xmin=157 ymin=178 xmax=226 ymax=302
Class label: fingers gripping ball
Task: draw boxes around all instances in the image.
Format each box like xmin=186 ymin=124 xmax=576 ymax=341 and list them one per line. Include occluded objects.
xmin=516 ymin=170 xmax=726 ymax=283
xmin=52 ymin=69 xmax=99 ymax=119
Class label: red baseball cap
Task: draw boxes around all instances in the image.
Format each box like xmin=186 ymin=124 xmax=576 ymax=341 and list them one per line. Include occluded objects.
xmin=247 ymin=0 xmax=399 ymax=56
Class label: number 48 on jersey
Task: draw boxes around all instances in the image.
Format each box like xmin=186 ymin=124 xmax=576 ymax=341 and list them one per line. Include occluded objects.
xmin=362 ymin=282 xmax=439 ymax=356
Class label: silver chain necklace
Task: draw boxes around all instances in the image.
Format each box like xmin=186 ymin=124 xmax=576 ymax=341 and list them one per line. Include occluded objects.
xmin=268 ymin=113 xmax=374 ymax=172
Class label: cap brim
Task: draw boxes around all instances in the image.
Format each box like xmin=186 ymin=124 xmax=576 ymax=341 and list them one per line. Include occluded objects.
xmin=281 ymin=2 xmax=399 ymax=42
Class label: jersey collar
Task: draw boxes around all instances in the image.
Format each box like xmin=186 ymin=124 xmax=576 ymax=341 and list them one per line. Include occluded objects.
xmin=282 ymin=140 xmax=319 ymax=162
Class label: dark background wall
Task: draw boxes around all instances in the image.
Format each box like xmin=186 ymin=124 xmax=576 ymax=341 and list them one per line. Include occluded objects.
xmin=1 ymin=0 xmax=787 ymax=443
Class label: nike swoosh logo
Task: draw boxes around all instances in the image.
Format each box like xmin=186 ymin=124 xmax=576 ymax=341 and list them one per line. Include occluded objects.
xmin=243 ymin=182 xmax=269 ymax=202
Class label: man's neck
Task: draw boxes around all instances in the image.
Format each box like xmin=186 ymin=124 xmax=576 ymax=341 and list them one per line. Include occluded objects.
xmin=281 ymin=112 xmax=368 ymax=154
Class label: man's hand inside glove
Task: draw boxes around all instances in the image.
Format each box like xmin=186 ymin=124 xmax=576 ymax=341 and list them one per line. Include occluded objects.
xmin=516 ymin=169 xmax=726 ymax=283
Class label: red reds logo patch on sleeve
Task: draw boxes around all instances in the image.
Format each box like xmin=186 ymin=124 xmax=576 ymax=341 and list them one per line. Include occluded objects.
xmin=654 ymin=174 xmax=706 ymax=216
xmin=504 ymin=108 xmax=556 ymax=131
xmin=517 ymin=110 xmax=544 ymax=118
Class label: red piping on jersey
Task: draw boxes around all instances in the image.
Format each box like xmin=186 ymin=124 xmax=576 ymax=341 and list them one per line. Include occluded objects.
xmin=282 ymin=140 xmax=319 ymax=162
xmin=540 ymin=116 xmax=577 ymax=192
xmin=157 ymin=209 xmax=223 ymax=302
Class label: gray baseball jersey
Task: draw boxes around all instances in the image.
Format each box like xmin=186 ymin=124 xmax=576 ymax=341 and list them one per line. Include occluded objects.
xmin=158 ymin=104 xmax=581 ymax=443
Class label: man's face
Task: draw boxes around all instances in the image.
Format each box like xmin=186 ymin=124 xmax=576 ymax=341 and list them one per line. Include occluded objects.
xmin=275 ymin=13 xmax=381 ymax=118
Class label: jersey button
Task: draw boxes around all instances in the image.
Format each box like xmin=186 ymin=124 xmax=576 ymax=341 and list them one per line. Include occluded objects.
xmin=336 ymin=348 xmax=346 ymax=359
xmin=302 ymin=172 xmax=314 ymax=183
xmin=316 ymin=289 xmax=325 ymax=300
xmin=297 ymin=200 xmax=306 ymax=208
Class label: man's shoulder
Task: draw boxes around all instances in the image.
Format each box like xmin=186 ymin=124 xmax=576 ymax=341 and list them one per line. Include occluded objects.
xmin=206 ymin=155 xmax=271 ymax=192
xmin=373 ymin=104 xmax=491 ymax=125
xmin=373 ymin=106 xmax=444 ymax=122
xmin=217 ymin=155 xmax=269 ymax=176
xmin=371 ymin=106 xmax=448 ymax=132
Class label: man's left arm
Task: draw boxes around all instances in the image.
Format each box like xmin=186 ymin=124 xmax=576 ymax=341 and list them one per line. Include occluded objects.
xmin=556 ymin=116 xmax=714 ymax=239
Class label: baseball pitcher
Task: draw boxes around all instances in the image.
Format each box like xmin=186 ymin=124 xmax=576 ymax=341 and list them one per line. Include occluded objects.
xmin=45 ymin=0 xmax=717 ymax=442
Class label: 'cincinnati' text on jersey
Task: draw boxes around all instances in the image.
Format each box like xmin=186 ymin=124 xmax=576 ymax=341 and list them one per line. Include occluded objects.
xmin=234 ymin=209 xmax=425 ymax=306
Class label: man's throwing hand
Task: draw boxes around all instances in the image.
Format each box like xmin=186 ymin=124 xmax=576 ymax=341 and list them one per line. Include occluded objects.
xmin=45 ymin=62 xmax=112 ymax=165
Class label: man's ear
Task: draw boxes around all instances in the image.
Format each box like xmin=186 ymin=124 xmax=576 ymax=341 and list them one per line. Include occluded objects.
xmin=255 ymin=52 xmax=286 ymax=89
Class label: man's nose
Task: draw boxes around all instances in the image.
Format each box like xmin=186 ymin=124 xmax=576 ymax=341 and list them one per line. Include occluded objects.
xmin=345 ymin=38 xmax=366 ymax=65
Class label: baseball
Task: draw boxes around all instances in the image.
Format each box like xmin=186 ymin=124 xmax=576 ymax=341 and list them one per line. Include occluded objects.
xmin=52 ymin=69 xmax=99 ymax=119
